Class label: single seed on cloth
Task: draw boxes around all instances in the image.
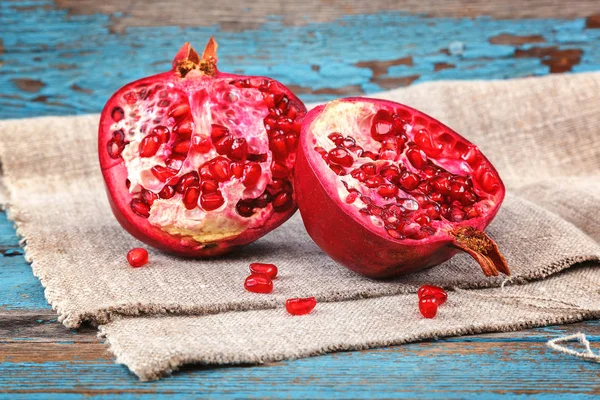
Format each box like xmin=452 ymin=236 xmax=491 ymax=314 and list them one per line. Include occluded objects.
xmin=419 ymin=295 xmax=438 ymax=318
xmin=286 ymin=297 xmax=317 ymax=315
xmin=418 ymin=284 xmax=448 ymax=305
xmin=249 ymin=263 xmax=278 ymax=279
xmin=127 ymin=248 xmax=149 ymax=268
xmin=244 ymin=273 xmax=273 ymax=294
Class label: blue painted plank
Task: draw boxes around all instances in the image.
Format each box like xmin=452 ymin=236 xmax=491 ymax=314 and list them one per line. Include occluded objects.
xmin=1 ymin=1 xmax=600 ymax=118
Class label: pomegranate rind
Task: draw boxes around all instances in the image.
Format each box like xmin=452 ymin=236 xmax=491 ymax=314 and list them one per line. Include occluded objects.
xmin=294 ymin=98 xmax=506 ymax=278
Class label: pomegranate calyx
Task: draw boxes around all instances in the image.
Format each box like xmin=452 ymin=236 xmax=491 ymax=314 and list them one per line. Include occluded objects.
xmin=173 ymin=37 xmax=218 ymax=78
xmin=450 ymin=226 xmax=510 ymax=277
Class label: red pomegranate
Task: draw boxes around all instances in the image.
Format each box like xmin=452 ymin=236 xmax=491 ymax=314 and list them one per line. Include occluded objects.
xmin=294 ymin=98 xmax=509 ymax=278
xmin=99 ymin=38 xmax=306 ymax=257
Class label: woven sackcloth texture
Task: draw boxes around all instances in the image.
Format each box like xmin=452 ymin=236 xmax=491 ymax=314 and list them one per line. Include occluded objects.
xmin=0 ymin=72 xmax=599 ymax=380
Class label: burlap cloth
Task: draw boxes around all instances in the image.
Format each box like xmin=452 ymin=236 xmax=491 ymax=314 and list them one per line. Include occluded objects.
xmin=1 ymin=72 xmax=599 ymax=381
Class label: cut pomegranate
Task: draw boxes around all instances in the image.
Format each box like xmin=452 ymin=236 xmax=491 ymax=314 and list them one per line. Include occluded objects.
xmin=419 ymin=295 xmax=438 ymax=318
xmin=417 ymin=284 xmax=447 ymax=305
xmin=244 ymin=273 xmax=273 ymax=294
xmin=127 ymin=248 xmax=149 ymax=268
xmin=285 ymin=297 xmax=317 ymax=315
xmin=294 ymin=98 xmax=509 ymax=278
xmin=249 ymin=262 xmax=278 ymax=279
xmin=99 ymin=38 xmax=306 ymax=257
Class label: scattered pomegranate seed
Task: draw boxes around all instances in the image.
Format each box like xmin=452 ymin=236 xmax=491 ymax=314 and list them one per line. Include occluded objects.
xmin=419 ymin=295 xmax=438 ymax=318
xmin=286 ymin=297 xmax=317 ymax=315
xmin=249 ymin=263 xmax=278 ymax=279
xmin=417 ymin=285 xmax=447 ymax=305
xmin=244 ymin=273 xmax=273 ymax=294
xmin=127 ymin=248 xmax=148 ymax=268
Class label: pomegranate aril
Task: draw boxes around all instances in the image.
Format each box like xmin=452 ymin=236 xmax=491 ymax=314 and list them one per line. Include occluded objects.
xmin=350 ymin=169 xmax=366 ymax=181
xmin=201 ymin=192 xmax=225 ymax=211
xmin=285 ymin=132 xmax=298 ymax=152
xmin=380 ymin=166 xmax=401 ymax=185
xmin=139 ymin=134 xmax=161 ymax=157
xmin=415 ymin=214 xmax=430 ymax=226
xmin=131 ymin=199 xmax=150 ymax=218
xmin=361 ymin=163 xmax=376 ymax=176
xmin=174 ymin=121 xmax=193 ymax=137
xmin=450 ymin=206 xmax=466 ymax=222
xmin=172 ymin=140 xmax=191 ymax=155
xmin=127 ymin=248 xmax=148 ymax=268
xmin=249 ymin=263 xmax=278 ymax=279
xmin=253 ymin=192 xmax=273 ymax=208
xmin=345 ymin=192 xmax=359 ymax=204
xmin=214 ymin=135 xmax=233 ymax=155
xmin=236 ymin=200 xmax=255 ymax=217
xmin=271 ymin=161 xmax=289 ymax=179
xmin=141 ymin=189 xmax=158 ymax=206
xmin=328 ymin=163 xmax=346 ymax=175
xmin=286 ymin=297 xmax=317 ymax=316
xmin=371 ymin=109 xmax=393 ymax=141
xmin=244 ymin=273 xmax=273 ymax=294
xmin=242 ymin=163 xmax=262 ymax=187
xmin=348 ymin=145 xmax=364 ymax=156
xmin=270 ymin=135 xmax=289 ymax=160
xmin=112 ymin=107 xmax=125 ymax=122
xmin=209 ymin=157 xmax=231 ymax=182
xmin=377 ymin=184 xmax=399 ymax=198
xmin=247 ymin=153 xmax=268 ymax=162
xmin=182 ymin=186 xmax=200 ymax=210
xmin=107 ymin=140 xmax=125 ymax=159
xmin=479 ymin=169 xmax=499 ymax=193
xmin=418 ymin=285 xmax=448 ymax=305
xmin=151 ymin=165 xmax=178 ymax=182
xmin=407 ymin=146 xmax=427 ymax=169
xmin=191 ymin=135 xmax=211 ymax=153
xmin=328 ymin=132 xmax=344 ymax=145
xmin=211 ymin=124 xmax=229 ymax=140
xmin=165 ymin=157 xmax=184 ymax=171
xmin=465 ymin=205 xmax=480 ymax=218
xmin=414 ymin=128 xmax=442 ymax=156
xmin=175 ymin=172 xmax=199 ymax=193
xmin=272 ymin=192 xmax=293 ymax=211
xmin=158 ymin=185 xmax=175 ymax=199
xmin=230 ymin=161 xmax=245 ymax=179
xmin=152 ymin=125 xmax=171 ymax=143
xmin=169 ymin=103 xmax=190 ymax=118
xmin=364 ymin=176 xmax=384 ymax=188
xmin=201 ymin=179 xmax=219 ymax=194
xmin=399 ymin=171 xmax=420 ymax=190
xmin=229 ymin=138 xmax=248 ymax=161
xmin=328 ymin=148 xmax=354 ymax=167
xmin=419 ymin=295 xmax=438 ymax=318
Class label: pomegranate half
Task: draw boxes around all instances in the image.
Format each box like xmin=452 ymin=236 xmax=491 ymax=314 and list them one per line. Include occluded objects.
xmin=99 ymin=38 xmax=306 ymax=257
xmin=294 ymin=98 xmax=509 ymax=278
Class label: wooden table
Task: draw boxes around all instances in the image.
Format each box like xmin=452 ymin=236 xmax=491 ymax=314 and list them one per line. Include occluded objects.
xmin=2 ymin=1 xmax=600 ymax=397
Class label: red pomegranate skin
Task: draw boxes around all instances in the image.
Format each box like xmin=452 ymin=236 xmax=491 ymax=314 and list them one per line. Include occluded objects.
xmin=294 ymin=98 xmax=507 ymax=279
xmin=99 ymin=39 xmax=306 ymax=257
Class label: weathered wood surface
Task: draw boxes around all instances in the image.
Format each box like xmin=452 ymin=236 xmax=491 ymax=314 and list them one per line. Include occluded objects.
xmin=1 ymin=0 xmax=600 ymax=397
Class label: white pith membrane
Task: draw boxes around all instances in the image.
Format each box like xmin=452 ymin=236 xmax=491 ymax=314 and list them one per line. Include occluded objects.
xmin=309 ymin=101 xmax=501 ymax=241
xmin=106 ymin=73 xmax=298 ymax=243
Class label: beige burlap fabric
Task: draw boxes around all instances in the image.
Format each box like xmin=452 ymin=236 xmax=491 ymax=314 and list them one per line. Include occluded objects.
xmin=0 ymin=72 xmax=599 ymax=380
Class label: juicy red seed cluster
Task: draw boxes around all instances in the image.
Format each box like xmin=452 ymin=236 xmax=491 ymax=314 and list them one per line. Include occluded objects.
xmin=418 ymin=284 xmax=447 ymax=318
xmin=109 ymin=81 xmax=304 ymax=219
xmin=127 ymin=248 xmax=149 ymax=268
xmin=314 ymin=108 xmax=497 ymax=240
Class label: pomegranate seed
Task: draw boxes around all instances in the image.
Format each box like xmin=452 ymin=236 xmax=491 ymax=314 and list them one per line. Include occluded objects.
xmin=191 ymin=135 xmax=211 ymax=153
xmin=252 ymin=192 xmax=272 ymax=208
xmin=479 ymin=170 xmax=499 ymax=193
xmin=247 ymin=153 xmax=268 ymax=162
xmin=386 ymin=228 xmax=405 ymax=239
xmin=465 ymin=205 xmax=480 ymax=218
xmin=329 ymin=163 xmax=346 ymax=175
xmin=414 ymin=128 xmax=442 ymax=156
xmin=380 ymin=166 xmax=401 ymax=184
xmin=271 ymin=161 xmax=289 ymax=179
xmin=174 ymin=121 xmax=193 ymax=137
xmin=230 ymin=161 xmax=245 ymax=179
xmin=169 ymin=103 xmax=190 ymax=118
xmin=345 ymin=192 xmax=358 ymax=204
xmin=230 ymin=138 xmax=248 ymax=161
xmin=286 ymin=297 xmax=317 ymax=316
xmin=371 ymin=109 xmax=393 ymax=141
xmin=418 ymin=285 xmax=448 ymax=305
xmin=328 ymin=132 xmax=344 ymax=145
xmin=139 ymin=134 xmax=161 ymax=157
xmin=362 ymin=151 xmax=378 ymax=160
xmin=152 ymin=125 xmax=170 ymax=143
xmin=249 ymin=263 xmax=278 ymax=279
xmin=348 ymin=145 xmax=363 ymax=156
xmin=244 ymin=273 xmax=273 ymax=294
xmin=272 ymin=192 xmax=293 ymax=211
xmin=112 ymin=107 xmax=125 ymax=122
xmin=423 ymin=203 xmax=440 ymax=219
xmin=209 ymin=157 xmax=231 ymax=182
xmin=210 ymin=124 xmax=229 ymax=140
xmin=450 ymin=206 xmax=466 ymax=222
xmin=107 ymin=140 xmax=125 ymax=159
xmin=201 ymin=192 xmax=225 ymax=211
xmin=166 ymin=157 xmax=184 ymax=171
xmin=351 ymin=169 xmax=366 ymax=181
xmin=175 ymin=172 xmax=199 ymax=193
xmin=361 ymin=163 xmax=376 ymax=176
xmin=141 ymin=189 xmax=158 ymax=206
xmin=201 ymin=179 xmax=219 ymax=194
xmin=127 ymin=248 xmax=148 ymax=268
xmin=406 ymin=146 xmax=427 ymax=169
xmin=151 ymin=165 xmax=178 ymax=182
xmin=236 ymin=200 xmax=255 ymax=217
xmin=158 ymin=185 xmax=175 ymax=199
xmin=364 ymin=176 xmax=384 ymax=188
xmin=242 ymin=163 xmax=262 ymax=187
xmin=131 ymin=199 xmax=150 ymax=218
xmin=214 ymin=135 xmax=233 ymax=155
xmin=342 ymin=137 xmax=356 ymax=147
xmin=419 ymin=295 xmax=438 ymax=318
xmin=285 ymin=132 xmax=298 ymax=151
xmin=377 ymin=184 xmax=398 ymax=198
xmin=172 ymin=140 xmax=191 ymax=155
xmin=182 ymin=186 xmax=200 ymax=209
xmin=328 ymin=148 xmax=354 ymax=167
xmin=270 ymin=135 xmax=288 ymax=160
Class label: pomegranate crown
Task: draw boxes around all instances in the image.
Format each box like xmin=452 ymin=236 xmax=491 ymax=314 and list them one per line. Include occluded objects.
xmin=172 ymin=37 xmax=218 ymax=78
